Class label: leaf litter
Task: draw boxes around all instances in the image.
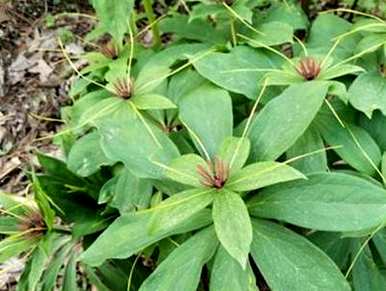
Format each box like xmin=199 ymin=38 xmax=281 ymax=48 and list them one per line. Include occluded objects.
xmin=0 ymin=1 xmax=94 ymax=289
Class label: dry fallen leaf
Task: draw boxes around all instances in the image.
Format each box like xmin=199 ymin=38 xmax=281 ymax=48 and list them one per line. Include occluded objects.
xmin=0 ymin=3 xmax=11 ymax=23
xmin=29 ymin=59 xmax=53 ymax=83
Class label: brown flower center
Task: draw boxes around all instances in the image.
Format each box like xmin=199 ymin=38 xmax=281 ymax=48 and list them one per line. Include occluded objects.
xmin=18 ymin=211 xmax=46 ymax=238
xmin=197 ymin=158 xmax=229 ymax=189
xmin=100 ymin=42 xmax=119 ymax=60
xmin=113 ymin=78 xmax=133 ymax=99
xmin=296 ymin=57 xmax=321 ymax=81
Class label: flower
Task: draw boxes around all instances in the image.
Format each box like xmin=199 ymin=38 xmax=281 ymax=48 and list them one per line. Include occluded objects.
xmin=296 ymin=57 xmax=321 ymax=81
xmin=197 ymin=157 xmax=229 ymax=189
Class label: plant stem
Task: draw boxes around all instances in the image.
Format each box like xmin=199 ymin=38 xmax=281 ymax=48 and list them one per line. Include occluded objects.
xmin=230 ymin=18 xmax=237 ymax=46
xmin=143 ymin=0 xmax=162 ymax=49
xmin=130 ymin=10 xmax=138 ymax=35
xmin=53 ymin=224 xmax=72 ymax=233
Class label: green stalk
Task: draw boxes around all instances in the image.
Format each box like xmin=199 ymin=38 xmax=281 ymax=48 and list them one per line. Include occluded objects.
xmin=143 ymin=0 xmax=162 ymax=49
xmin=52 ymin=224 xmax=72 ymax=234
xmin=230 ymin=18 xmax=237 ymax=46
xmin=130 ymin=10 xmax=138 ymax=35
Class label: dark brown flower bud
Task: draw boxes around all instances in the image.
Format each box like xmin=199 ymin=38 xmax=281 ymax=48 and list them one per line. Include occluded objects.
xmin=113 ymin=78 xmax=134 ymax=99
xmin=296 ymin=57 xmax=321 ymax=81
xmin=18 ymin=211 xmax=46 ymax=239
xmin=100 ymin=41 xmax=119 ymax=60
xmin=197 ymin=157 xmax=229 ymax=189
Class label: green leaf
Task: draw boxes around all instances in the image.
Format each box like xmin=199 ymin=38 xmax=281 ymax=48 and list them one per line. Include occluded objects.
xmin=69 ymin=77 xmax=90 ymax=98
xmin=210 ymin=246 xmax=255 ymax=291
xmin=0 ymin=216 xmax=19 ymax=234
xmin=352 ymin=243 xmax=386 ymax=291
xmin=83 ymin=266 xmax=110 ymax=291
xmin=309 ymin=232 xmax=351 ymax=269
xmin=352 ymin=18 xmax=386 ymax=33
xmin=159 ymin=14 xmax=228 ymax=44
xmin=135 ymin=43 xmax=209 ymax=95
xmin=318 ymin=64 xmax=364 ymax=80
xmin=189 ymin=4 xmax=225 ymax=22
xmin=260 ymin=2 xmax=308 ymax=30
xmin=41 ymin=242 xmax=74 ymax=291
xmin=286 ymin=125 xmax=328 ymax=174
xmin=81 ymin=52 xmax=111 ymax=74
xmin=68 ymin=89 xmax=111 ymax=128
xmin=217 ymin=137 xmax=250 ymax=174
xmin=67 ymin=131 xmax=113 ymax=177
xmin=306 ymin=14 xmax=360 ymax=61
xmin=32 ymin=173 xmax=56 ymax=231
xmin=246 ymin=22 xmax=294 ymax=47
xmin=232 ymin=1 xmax=253 ymax=23
xmin=382 ymin=152 xmax=386 ymax=184
xmin=132 ymin=94 xmax=177 ymax=110
xmin=248 ymin=81 xmax=329 ymax=161
xmin=37 ymin=153 xmax=83 ymax=186
xmin=34 ymin=175 xmax=106 ymax=237
xmin=0 ymin=236 xmax=36 ymax=263
xmin=316 ymin=117 xmax=381 ymax=176
xmin=165 ymin=154 xmax=208 ymax=187
xmin=360 ymin=111 xmax=386 ymax=152
xmin=355 ymin=33 xmax=386 ymax=55
xmin=17 ymin=233 xmax=70 ymax=291
xmin=226 ymin=161 xmax=305 ymax=192
xmin=179 ymin=83 xmax=233 ymax=159
xmin=72 ymin=214 xmax=110 ymax=239
xmin=93 ymin=261 xmax=131 ymax=290
xmin=62 ymin=253 xmax=78 ymax=291
xmin=373 ymin=229 xmax=386 ymax=265
xmin=139 ymin=227 xmax=218 ymax=291
xmin=349 ymin=72 xmax=386 ymax=118
xmin=327 ymin=81 xmax=349 ymax=103
xmin=104 ymin=49 xmax=131 ymax=85
xmin=78 ymin=97 xmax=123 ymax=128
xmin=249 ymin=173 xmax=386 ymax=232
xmin=0 ymin=192 xmax=31 ymax=216
xmin=250 ymin=219 xmax=350 ymax=291
xmin=80 ymin=209 xmax=212 ymax=266
xmin=213 ymin=190 xmax=252 ymax=268
xmin=148 ymin=188 xmax=215 ymax=234
xmin=95 ymin=104 xmax=180 ymax=179
xmin=98 ymin=175 xmax=119 ymax=204
xmin=381 ymin=152 xmax=386 ymax=184
xmin=193 ymin=46 xmax=281 ymax=99
xmin=167 ymin=69 xmax=206 ymax=104
xmin=110 ymin=169 xmax=153 ymax=213
xmin=90 ymin=0 xmax=134 ymax=42
xmin=264 ymin=66 xmax=303 ymax=86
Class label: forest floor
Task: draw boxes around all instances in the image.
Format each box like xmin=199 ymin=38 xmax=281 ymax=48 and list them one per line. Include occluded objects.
xmin=0 ymin=0 xmax=93 ymax=288
xmin=0 ymin=0 xmax=93 ymax=194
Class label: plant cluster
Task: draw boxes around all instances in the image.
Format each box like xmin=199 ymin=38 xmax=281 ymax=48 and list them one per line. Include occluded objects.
xmin=1 ymin=0 xmax=386 ymax=290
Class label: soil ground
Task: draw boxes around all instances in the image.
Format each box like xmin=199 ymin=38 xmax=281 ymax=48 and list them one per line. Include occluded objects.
xmin=0 ymin=0 xmax=93 ymax=288
xmin=0 ymin=0 xmax=93 ymax=194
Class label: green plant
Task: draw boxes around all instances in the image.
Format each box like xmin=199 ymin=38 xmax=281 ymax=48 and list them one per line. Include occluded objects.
xmin=2 ymin=0 xmax=386 ymax=290
xmin=58 ymin=27 xmax=75 ymax=44
xmin=44 ymin=14 xmax=55 ymax=28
